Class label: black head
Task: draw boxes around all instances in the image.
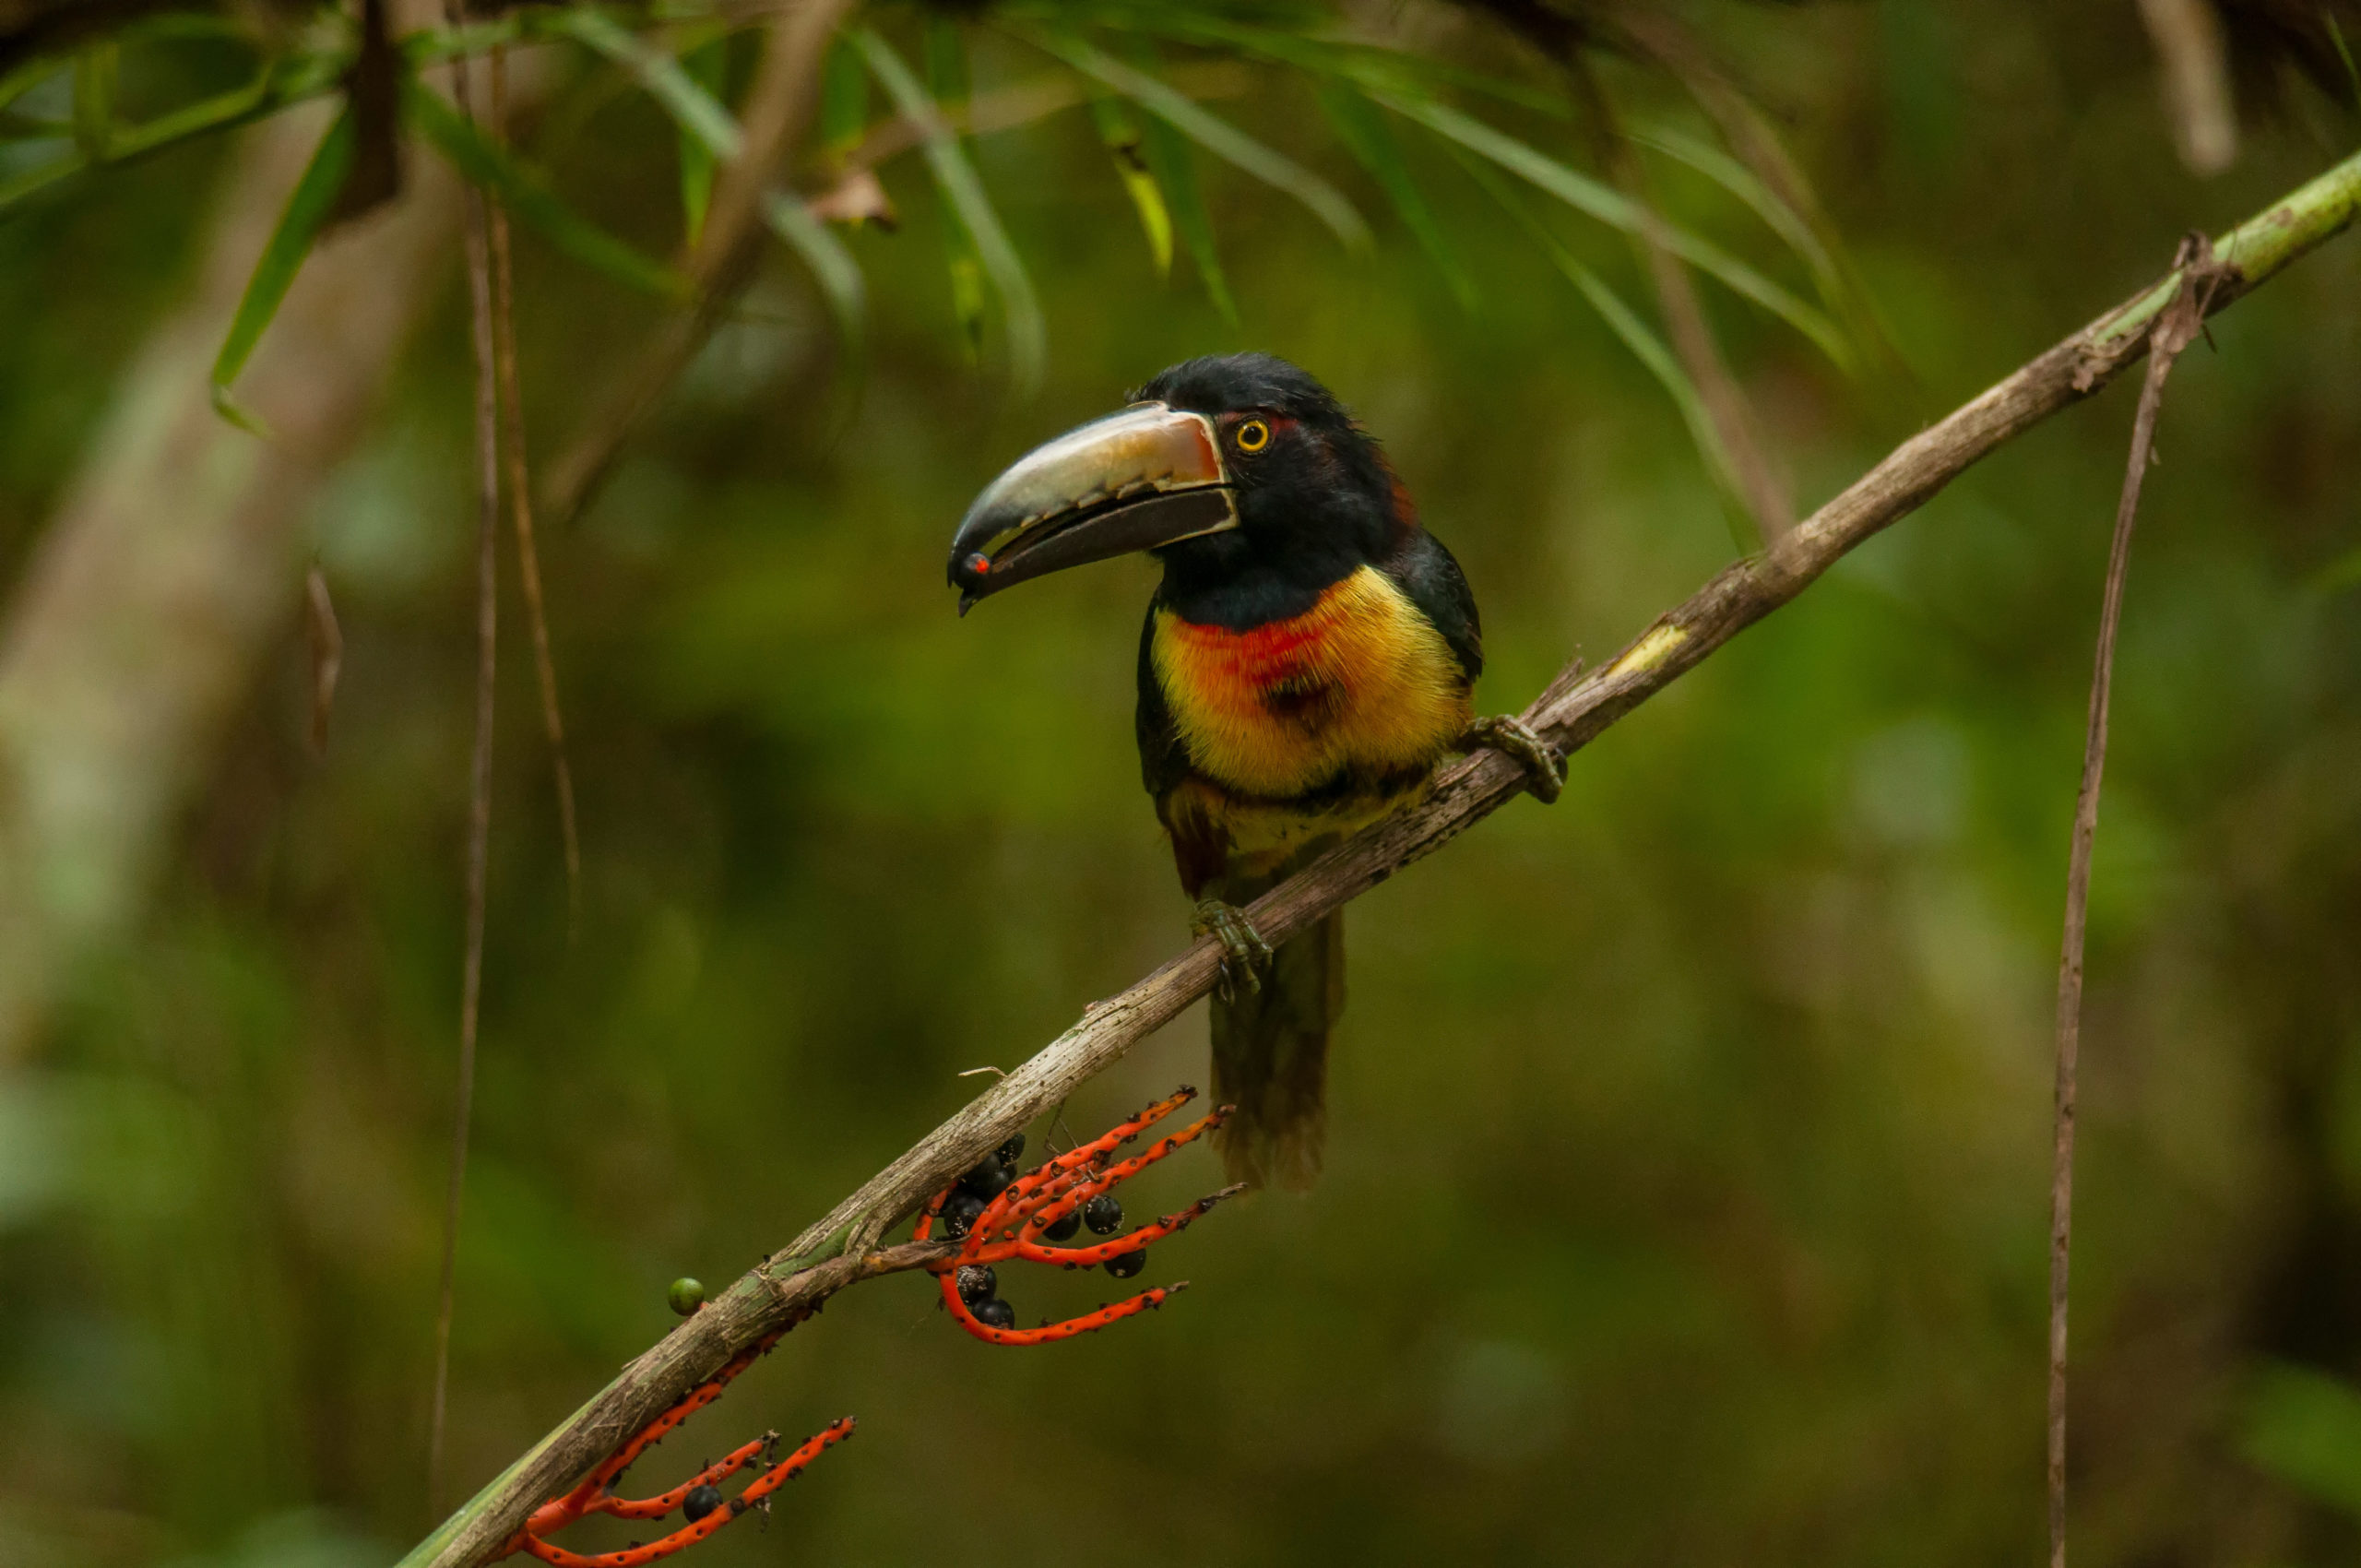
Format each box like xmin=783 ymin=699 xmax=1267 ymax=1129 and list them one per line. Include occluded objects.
xmin=946 ymin=353 xmax=1408 ymax=623
xmin=1131 ymin=355 xmax=1405 ymax=621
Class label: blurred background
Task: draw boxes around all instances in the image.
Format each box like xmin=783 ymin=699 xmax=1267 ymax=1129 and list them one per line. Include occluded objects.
xmin=4 ymin=1 xmax=2361 ymax=1563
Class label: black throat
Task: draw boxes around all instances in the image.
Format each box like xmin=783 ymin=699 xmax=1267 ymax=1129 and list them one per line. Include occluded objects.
xmin=1154 ymin=523 xmax=1369 ymax=631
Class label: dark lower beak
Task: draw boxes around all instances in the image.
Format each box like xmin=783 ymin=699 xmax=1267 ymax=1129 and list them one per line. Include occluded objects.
xmin=948 ymin=402 xmax=1236 ymax=612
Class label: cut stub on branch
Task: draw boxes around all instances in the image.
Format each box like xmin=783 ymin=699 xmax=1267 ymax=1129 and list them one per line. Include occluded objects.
xmin=499 ymin=1325 xmax=852 ymax=1568
xmin=918 ymin=1087 xmax=1243 ymax=1346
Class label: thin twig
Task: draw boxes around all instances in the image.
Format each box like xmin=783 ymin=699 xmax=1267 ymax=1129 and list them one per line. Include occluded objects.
xmin=543 ymin=0 xmax=856 ymax=531
xmin=303 ymin=564 xmax=342 ymax=757
xmin=2045 ymin=232 xmax=2222 ymax=1568
xmin=487 ymin=44 xmax=582 ymax=932
xmin=429 ymin=14 xmax=504 ymax=1519
xmin=399 ymin=149 xmax=2361 ymax=1568
xmin=1570 ymin=39 xmax=1792 ymax=542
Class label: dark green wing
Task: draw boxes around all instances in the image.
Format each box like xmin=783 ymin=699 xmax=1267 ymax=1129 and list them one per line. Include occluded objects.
xmin=1134 ymin=600 xmax=1192 ymax=802
xmin=1378 ymin=527 xmax=1482 ymax=683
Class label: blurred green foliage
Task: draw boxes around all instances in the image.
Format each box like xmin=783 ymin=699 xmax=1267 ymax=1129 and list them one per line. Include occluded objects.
xmin=5 ymin=3 xmax=2361 ymax=1566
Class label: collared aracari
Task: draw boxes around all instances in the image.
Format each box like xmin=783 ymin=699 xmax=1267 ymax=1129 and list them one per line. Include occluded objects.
xmin=949 ymin=353 xmax=1560 ymax=1189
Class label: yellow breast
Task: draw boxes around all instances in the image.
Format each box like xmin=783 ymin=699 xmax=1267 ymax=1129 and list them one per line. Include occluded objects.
xmin=1151 ymin=564 xmax=1471 ymax=801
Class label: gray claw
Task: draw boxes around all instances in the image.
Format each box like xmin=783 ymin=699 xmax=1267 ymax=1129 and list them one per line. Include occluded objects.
xmin=1465 ymin=716 xmax=1566 ymax=804
xmin=1190 ymin=899 xmax=1273 ymax=1002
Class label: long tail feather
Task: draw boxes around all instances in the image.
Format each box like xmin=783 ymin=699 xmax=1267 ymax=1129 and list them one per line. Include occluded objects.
xmin=1210 ymin=908 xmax=1344 ymax=1191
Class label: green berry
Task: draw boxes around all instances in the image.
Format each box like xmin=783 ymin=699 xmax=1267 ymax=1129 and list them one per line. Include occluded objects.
xmin=667 ymin=1277 xmax=706 ymax=1316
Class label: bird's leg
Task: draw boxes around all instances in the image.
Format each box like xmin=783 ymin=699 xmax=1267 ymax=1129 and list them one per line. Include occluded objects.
xmin=1189 ymin=899 xmax=1274 ymax=1002
xmin=1463 ymin=716 xmax=1566 ymax=804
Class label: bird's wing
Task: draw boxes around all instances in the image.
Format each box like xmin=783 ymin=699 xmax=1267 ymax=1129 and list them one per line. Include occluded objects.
xmin=1378 ymin=527 xmax=1483 ymax=683
xmin=1135 ymin=600 xmax=1194 ymax=802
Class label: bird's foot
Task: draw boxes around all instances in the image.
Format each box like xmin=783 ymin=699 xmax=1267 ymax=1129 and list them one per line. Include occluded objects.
xmin=1463 ymin=715 xmax=1566 ymax=804
xmin=918 ymin=1087 xmax=1244 ymax=1347
xmin=1190 ymin=899 xmax=1274 ymax=1002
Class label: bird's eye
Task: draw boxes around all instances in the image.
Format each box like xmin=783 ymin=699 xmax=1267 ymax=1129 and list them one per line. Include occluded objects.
xmin=1234 ymin=419 xmax=1271 ymax=453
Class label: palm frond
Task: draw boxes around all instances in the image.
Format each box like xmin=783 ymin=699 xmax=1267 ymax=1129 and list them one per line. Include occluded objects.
xmin=208 ymin=103 xmax=357 ymax=435
xmin=857 ymin=27 xmax=1045 ymax=394
xmin=404 ymin=74 xmax=689 ymax=302
xmin=1390 ymin=90 xmax=1849 ymax=368
xmin=1022 ymin=28 xmax=1370 ymax=254
xmin=1318 ymin=83 xmax=1477 ymax=313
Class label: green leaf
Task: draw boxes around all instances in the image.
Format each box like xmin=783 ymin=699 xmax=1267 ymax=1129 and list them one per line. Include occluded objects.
xmin=856 ymin=29 xmax=1045 ymax=395
xmin=108 ymin=71 xmax=275 ymax=160
xmin=548 ymin=7 xmax=741 ymax=160
xmin=677 ymin=41 xmax=726 ymax=245
xmin=2310 ymin=540 xmax=2361 ymax=594
xmin=1 ymin=56 xmax=60 ymax=118
xmin=402 ymin=77 xmax=689 ymax=302
xmin=1139 ymin=107 xmax=1234 ymax=322
xmin=760 ymin=191 xmax=867 ymax=357
xmin=2329 ymin=9 xmax=2361 ymax=111
xmin=0 ymin=149 xmax=84 ymax=213
xmin=70 ymin=42 xmax=116 ymax=161
xmin=1090 ymin=94 xmax=1173 ymax=277
xmin=1457 ymin=148 xmax=1756 ymax=550
xmin=1317 ymin=83 xmax=1475 ymax=313
xmin=208 ymin=104 xmax=356 ymax=423
xmin=1390 ymin=91 xmax=1850 ymax=368
xmin=923 ymin=15 xmax=970 ymax=112
xmin=2242 ymin=1362 xmax=2361 ymax=1519
xmin=1628 ymin=123 xmax=1837 ymax=305
xmin=1024 ymin=29 xmax=1370 ymax=254
xmin=1068 ymin=7 xmax=1569 ymax=119
xmin=819 ymin=35 xmax=868 ymax=158
xmin=545 ymin=11 xmax=863 ymax=350
xmin=543 ymin=7 xmax=742 ymax=249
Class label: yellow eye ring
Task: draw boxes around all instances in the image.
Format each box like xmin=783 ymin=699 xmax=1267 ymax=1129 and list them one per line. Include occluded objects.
xmin=1234 ymin=419 xmax=1271 ymax=453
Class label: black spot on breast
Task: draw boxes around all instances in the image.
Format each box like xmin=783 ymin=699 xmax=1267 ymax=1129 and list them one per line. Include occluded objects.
xmin=1259 ymin=677 xmax=1344 ymax=731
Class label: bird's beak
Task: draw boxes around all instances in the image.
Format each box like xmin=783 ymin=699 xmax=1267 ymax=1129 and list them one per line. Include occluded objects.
xmin=947 ymin=401 xmax=1236 ymax=612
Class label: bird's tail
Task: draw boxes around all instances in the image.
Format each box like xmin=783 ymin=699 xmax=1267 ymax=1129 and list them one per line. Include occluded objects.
xmin=1210 ymin=906 xmax=1344 ymax=1192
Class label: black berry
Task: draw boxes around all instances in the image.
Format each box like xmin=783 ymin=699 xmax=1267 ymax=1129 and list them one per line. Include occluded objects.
xmin=1042 ymin=1209 xmax=1081 ymax=1242
xmin=1083 ymin=1195 xmax=1123 ymax=1235
xmin=942 ymin=1191 xmax=986 ymax=1238
xmin=1103 ymin=1251 xmax=1145 ymax=1280
xmin=972 ymin=1298 xmax=1016 ymax=1329
xmin=682 ymin=1485 xmax=724 ymax=1524
xmin=996 ymin=1132 xmax=1026 ymax=1166
xmin=955 ymin=1265 xmax=997 ymax=1306
xmin=958 ymin=1153 xmax=1014 ymax=1199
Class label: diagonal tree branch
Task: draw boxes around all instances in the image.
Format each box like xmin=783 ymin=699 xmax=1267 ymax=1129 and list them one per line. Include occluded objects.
xmin=402 ymin=148 xmax=2361 ymax=1568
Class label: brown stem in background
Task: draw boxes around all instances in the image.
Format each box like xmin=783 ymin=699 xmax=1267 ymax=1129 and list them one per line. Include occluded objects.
xmin=2137 ymin=0 xmax=2239 ymax=175
xmin=1566 ymin=44 xmax=1794 ymax=541
xmin=429 ymin=15 xmax=504 ymax=1520
xmin=1606 ymin=6 xmax=1902 ymax=383
xmin=399 ymin=149 xmax=2361 ymax=1568
xmin=487 ymin=46 xmax=581 ymax=932
xmin=543 ymin=0 xmax=857 ymax=531
xmin=303 ymin=564 xmax=342 ymax=757
xmin=2045 ymin=232 xmax=2222 ymax=1568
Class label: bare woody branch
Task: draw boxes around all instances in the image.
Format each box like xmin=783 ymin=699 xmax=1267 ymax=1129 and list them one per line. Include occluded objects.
xmin=2045 ymin=232 xmax=2226 ymax=1568
xmin=401 ymin=148 xmax=2361 ymax=1568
